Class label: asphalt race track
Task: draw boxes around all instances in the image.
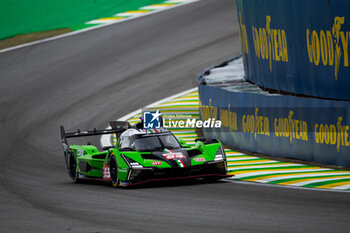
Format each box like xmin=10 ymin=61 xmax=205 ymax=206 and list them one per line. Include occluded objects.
xmin=1 ymin=0 xmax=350 ymax=232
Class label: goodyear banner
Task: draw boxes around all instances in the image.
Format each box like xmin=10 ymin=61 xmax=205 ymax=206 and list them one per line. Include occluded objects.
xmin=237 ymin=0 xmax=350 ymax=100
xmin=198 ymin=84 xmax=350 ymax=168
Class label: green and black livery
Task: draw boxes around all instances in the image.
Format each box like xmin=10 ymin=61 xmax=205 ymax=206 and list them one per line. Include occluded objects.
xmin=60 ymin=121 xmax=231 ymax=188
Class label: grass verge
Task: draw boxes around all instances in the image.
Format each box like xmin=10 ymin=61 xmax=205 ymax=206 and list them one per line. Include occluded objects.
xmin=0 ymin=28 xmax=72 ymax=50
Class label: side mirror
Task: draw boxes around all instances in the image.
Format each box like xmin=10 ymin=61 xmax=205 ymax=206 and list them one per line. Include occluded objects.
xmin=177 ymin=137 xmax=190 ymax=148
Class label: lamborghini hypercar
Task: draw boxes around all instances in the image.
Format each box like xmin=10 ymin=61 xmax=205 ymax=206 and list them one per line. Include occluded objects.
xmin=60 ymin=121 xmax=231 ymax=187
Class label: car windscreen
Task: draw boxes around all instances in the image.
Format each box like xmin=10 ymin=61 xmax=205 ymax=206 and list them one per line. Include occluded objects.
xmin=159 ymin=134 xmax=181 ymax=149
xmin=130 ymin=134 xmax=181 ymax=151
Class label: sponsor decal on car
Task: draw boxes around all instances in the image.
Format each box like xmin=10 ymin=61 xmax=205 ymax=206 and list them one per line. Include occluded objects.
xmin=77 ymin=149 xmax=84 ymax=157
xmin=175 ymin=159 xmax=185 ymax=168
xmin=152 ymin=161 xmax=162 ymax=166
xmin=163 ymin=149 xmax=185 ymax=160
xmin=194 ymin=157 xmax=206 ymax=162
xmin=119 ymin=168 xmax=128 ymax=173
xmin=163 ymin=153 xmax=185 ymax=160
xmin=103 ymin=164 xmax=111 ymax=180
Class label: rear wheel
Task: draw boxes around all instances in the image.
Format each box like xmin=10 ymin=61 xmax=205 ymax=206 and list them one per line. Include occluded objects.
xmin=109 ymin=154 xmax=119 ymax=188
xmin=68 ymin=152 xmax=79 ymax=183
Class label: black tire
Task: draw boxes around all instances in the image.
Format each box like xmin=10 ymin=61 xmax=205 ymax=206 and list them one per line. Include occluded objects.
xmin=68 ymin=151 xmax=79 ymax=183
xmin=109 ymin=154 xmax=119 ymax=188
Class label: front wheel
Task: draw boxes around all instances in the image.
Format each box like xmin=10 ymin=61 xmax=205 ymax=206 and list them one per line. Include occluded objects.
xmin=109 ymin=154 xmax=119 ymax=188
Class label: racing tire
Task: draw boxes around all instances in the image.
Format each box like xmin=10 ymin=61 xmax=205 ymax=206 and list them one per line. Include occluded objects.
xmin=109 ymin=154 xmax=119 ymax=188
xmin=68 ymin=151 xmax=79 ymax=183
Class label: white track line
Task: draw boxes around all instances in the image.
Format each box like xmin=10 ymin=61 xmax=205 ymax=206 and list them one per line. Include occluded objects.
xmin=86 ymin=19 xmax=121 ymax=24
xmin=0 ymin=0 xmax=199 ymax=54
xmin=114 ymin=12 xmax=147 ymax=17
xmin=100 ymin=87 xmax=197 ymax=147
xmin=141 ymin=6 xmax=171 ymax=10
xmin=333 ymin=184 xmax=350 ymax=190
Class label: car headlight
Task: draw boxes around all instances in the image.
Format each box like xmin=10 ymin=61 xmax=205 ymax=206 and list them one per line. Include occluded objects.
xmin=122 ymin=155 xmax=144 ymax=169
xmin=214 ymin=146 xmax=225 ymax=161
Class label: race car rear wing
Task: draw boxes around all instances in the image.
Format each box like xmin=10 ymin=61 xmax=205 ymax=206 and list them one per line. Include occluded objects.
xmin=60 ymin=121 xmax=131 ymax=145
xmin=60 ymin=121 xmax=131 ymax=169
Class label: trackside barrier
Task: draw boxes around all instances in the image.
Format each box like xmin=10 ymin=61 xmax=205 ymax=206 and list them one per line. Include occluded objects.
xmin=198 ymin=56 xmax=350 ymax=168
xmin=236 ymin=0 xmax=350 ymax=100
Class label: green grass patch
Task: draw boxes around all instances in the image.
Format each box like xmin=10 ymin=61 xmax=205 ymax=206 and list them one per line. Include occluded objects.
xmin=0 ymin=0 xmax=166 ymax=40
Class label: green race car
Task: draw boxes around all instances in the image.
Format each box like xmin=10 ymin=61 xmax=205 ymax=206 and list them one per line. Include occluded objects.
xmin=60 ymin=121 xmax=231 ymax=187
